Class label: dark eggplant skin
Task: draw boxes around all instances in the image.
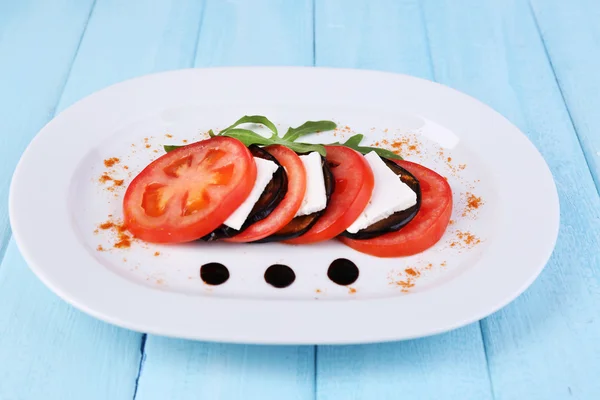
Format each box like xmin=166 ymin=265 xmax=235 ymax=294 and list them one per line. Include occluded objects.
xmin=254 ymin=155 xmax=335 ymax=243
xmin=202 ymin=145 xmax=288 ymax=241
xmin=339 ymin=158 xmax=421 ymax=240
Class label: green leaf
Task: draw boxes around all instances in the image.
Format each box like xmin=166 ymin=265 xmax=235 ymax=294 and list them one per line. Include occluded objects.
xmin=354 ymin=146 xmax=402 ymax=160
xmin=283 ymin=120 xmax=337 ymax=141
xmin=285 ymin=142 xmax=327 ymax=157
xmin=220 ymin=115 xmax=278 ymax=136
xmin=220 ymin=128 xmax=273 ymax=147
xmin=343 ymin=134 xmax=364 ymax=147
xmin=164 ymin=144 xmax=183 ymax=153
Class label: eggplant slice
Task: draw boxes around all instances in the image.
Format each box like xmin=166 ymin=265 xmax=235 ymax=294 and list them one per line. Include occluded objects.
xmin=202 ymin=145 xmax=288 ymax=241
xmin=255 ymin=155 xmax=335 ymax=243
xmin=340 ymin=158 xmax=421 ymax=240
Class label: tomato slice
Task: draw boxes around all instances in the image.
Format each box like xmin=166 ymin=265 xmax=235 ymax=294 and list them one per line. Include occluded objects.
xmin=225 ymin=145 xmax=306 ymax=243
xmin=123 ymin=136 xmax=256 ymax=243
xmin=285 ymin=146 xmax=374 ymax=244
xmin=339 ymin=160 xmax=452 ymax=257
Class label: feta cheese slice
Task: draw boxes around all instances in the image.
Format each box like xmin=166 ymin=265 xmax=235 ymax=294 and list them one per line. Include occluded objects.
xmin=346 ymin=152 xmax=417 ymax=234
xmin=295 ymin=151 xmax=327 ymax=217
xmin=224 ymin=157 xmax=279 ymax=230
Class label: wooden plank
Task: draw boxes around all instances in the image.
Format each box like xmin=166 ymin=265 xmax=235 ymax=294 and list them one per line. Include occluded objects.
xmin=135 ymin=1 xmax=316 ymax=400
xmin=0 ymin=0 xmax=94 ymax=260
xmin=314 ymin=2 xmax=493 ymax=399
xmin=419 ymin=0 xmax=600 ymax=398
xmin=194 ymin=0 xmax=313 ymax=67
xmin=0 ymin=0 xmax=206 ymax=398
xmin=135 ymin=340 xmax=315 ymax=400
xmin=530 ymin=0 xmax=600 ymax=190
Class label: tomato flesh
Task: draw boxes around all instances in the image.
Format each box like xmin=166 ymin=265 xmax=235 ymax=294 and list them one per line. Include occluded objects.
xmin=285 ymin=146 xmax=374 ymax=244
xmin=225 ymin=145 xmax=307 ymax=243
xmin=339 ymin=160 xmax=452 ymax=257
xmin=123 ymin=136 xmax=256 ymax=243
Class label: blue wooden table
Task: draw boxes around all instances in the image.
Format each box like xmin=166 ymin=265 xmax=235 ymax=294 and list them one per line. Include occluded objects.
xmin=1 ymin=0 xmax=599 ymax=399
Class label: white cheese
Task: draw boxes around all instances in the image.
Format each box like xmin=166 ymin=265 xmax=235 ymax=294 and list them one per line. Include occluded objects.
xmin=346 ymin=152 xmax=417 ymax=234
xmin=295 ymin=152 xmax=327 ymax=217
xmin=224 ymin=157 xmax=279 ymax=230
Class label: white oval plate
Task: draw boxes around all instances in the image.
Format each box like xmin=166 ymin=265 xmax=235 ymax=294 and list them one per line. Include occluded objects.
xmin=9 ymin=68 xmax=559 ymax=344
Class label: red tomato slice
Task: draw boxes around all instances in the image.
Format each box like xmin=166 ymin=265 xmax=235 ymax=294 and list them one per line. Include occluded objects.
xmin=225 ymin=145 xmax=307 ymax=243
xmin=123 ymin=136 xmax=256 ymax=243
xmin=340 ymin=160 xmax=452 ymax=257
xmin=285 ymin=146 xmax=374 ymax=244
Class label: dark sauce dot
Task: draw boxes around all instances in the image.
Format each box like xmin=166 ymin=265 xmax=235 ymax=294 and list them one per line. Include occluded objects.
xmin=200 ymin=263 xmax=230 ymax=286
xmin=327 ymin=258 xmax=359 ymax=286
xmin=264 ymin=264 xmax=296 ymax=288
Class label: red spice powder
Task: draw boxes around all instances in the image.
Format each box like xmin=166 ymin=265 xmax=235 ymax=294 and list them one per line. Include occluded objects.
xmin=450 ymin=230 xmax=481 ymax=249
xmin=395 ymin=280 xmax=415 ymax=293
xmin=104 ymin=157 xmax=120 ymax=167
xmin=348 ymin=287 xmax=357 ymax=294
xmin=97 ymin=219 xmax=133 ymax=249
xmin=114 ymin=236 xmax=131 ymax=249
xmin=165 ymin=134 xmax=173 ymax=138
xmin=99 ymin=173 xmax=112 ymax=183
xmin=405 ymin=268 xmax=420 ymax=277
xmin=97 ymin=245 xmax=105 ymax=251
xmin=154 ymin=252 xmax=160 ymax=257
xmin=114 ymin=222 xmax=132 ymax=249
xmin=182 ymin=139 xmax=188 ymax=143
xmin=386 ymin=136 xmax=421 ymax=157
xmin=145 ymin=144 xmax=151 ymax=149
xmin=113 ymin=179 xmax=124 ymax=187
xmin=462 ymin=192 xmax=483 ymax=217
xmin=99 ymin=221 xmax=114 ymax=230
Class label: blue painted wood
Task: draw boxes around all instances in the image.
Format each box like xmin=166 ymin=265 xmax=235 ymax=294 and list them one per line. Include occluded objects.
xmin=134 ymin=2 xmax=316 ymax=400
xmin=419 ymin=0 xmax=600 ymax=398
xmin=0 ymin=0 xmax=94 ymax=261
xmin=530 ymin=0 xmax=600 ymax=191
xmin=56 ymin=0 xmax=205 ymax=112
xmin=136 ymin=340 xmax=315 ymax=400
xmin=314 ymin=2 xmax=493 ymax=399
xmin=194 ymin=0 xmax=313 ymax=67
xmin=0 ymin=0 xmax=206 ymax=398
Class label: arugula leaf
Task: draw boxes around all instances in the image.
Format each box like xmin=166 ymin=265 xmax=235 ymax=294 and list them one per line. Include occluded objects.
xmin=164 ymin=144 xmax=182 ymax=153
xmin=163 ymin=117 xmax=398 ymax=161
xmin=220 ymin=115 xmax=278 ymax=136
xmin=219 ymin=128 xmax=273 ymax=147
xmin=283 ymin=120 xmax=337 ymax=141
xmin=285 ymin=142 xmax=327 ymax=157
xmin=330 ymin=133 xmax=403 ymax=160
xmin=354 ymin=146 xmax=402 ymax=160
xmin=343 ymin=134 xmax=364 ymax=147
